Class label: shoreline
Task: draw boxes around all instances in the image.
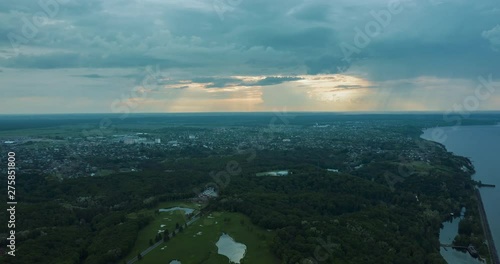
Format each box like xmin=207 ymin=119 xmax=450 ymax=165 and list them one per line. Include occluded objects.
xmin=421 ymin=127 xmax=497 ymax=263
xmin=475 ymin=189 xmax=500 ymax=264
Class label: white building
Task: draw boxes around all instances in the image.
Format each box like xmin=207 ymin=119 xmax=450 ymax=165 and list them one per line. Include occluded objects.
xmin=123 ymin=138 xmax=136 ymax=144
xmin=200 ymin=187 xmax=218 ymax=198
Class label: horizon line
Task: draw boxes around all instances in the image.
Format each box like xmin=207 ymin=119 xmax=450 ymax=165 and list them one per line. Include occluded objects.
xmin=1 ymin=110 xmax=500 ymax=116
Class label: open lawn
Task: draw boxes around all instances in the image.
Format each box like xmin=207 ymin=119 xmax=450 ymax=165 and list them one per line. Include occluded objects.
xmin=122 ymin=201 xmax=202 ymax=262
xmin=140 ymin=211 xmax=280 ymax=264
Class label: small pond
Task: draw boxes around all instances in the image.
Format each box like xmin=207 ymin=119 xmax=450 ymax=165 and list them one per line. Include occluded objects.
xmin=216 ymin=233 xmax=247 ymax=264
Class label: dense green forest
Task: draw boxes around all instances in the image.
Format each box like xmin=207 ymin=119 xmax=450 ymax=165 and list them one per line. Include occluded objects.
xmin=0 ymin=167 xmax=206 ymax=263
xmin=0 ymin=116 xmax=495 ymax=263
xmin=206 ymin=142 xmax=484 ymax=263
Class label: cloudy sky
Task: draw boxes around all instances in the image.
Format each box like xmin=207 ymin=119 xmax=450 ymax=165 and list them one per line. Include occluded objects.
xmin=1 ymin=0 xmax=499 ymax=114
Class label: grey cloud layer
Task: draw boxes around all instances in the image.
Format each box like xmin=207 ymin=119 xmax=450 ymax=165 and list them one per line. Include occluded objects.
xmin=0 ymin=0 xmax=499 ymax=106
xmin=187 ymin=76 xmax=303 ymax=88
xmin=1 ymin=0 xmax=499 ymax=77
xmin=483 ymin=25 xmax=500 ymax=51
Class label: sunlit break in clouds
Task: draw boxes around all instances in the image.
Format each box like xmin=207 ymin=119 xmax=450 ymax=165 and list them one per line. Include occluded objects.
xmin=0 ymin=0 xmax=500 ymax=113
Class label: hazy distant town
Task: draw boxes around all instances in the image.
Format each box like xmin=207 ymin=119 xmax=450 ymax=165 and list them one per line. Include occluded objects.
xmin=1 ymin=120 xmax=436 ymax=179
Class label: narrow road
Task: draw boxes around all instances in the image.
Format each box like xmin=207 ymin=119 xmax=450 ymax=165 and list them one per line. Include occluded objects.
xmin=126 ymin=213 xmax=201 ymax=264
xmin=475 ymin=189 xmax=499 ymax=264
xmin=126 ymin=240 xmax=163 ymax=264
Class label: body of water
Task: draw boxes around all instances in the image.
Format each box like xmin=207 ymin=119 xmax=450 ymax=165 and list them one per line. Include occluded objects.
xmin=158 ymin=207 xmax=194 ymax=215
xmin=422 ymin=125 xmax=500 ymax=263
xmin=216 ymin=233 xmax=247 ymax=263
xmin=256 ymin=170 xmax=289 ymax=176
xmin=439 ymin=209 xmax=483 ymax=264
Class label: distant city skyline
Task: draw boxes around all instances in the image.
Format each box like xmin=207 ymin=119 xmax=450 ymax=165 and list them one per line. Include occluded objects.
xmin=1 ymin=0 xmax=500 ymax=114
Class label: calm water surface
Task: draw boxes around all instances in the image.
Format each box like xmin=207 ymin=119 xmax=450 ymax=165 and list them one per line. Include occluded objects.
xmin=422 ymin=125 xmax=500 ymax=263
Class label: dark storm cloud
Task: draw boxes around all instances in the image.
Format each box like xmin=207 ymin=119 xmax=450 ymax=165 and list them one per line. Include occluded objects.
xmin=191 ymin=77 xmax=240 ymax=88
xmin=241 ymin=26 xmax=336 ymax=50
xmin=74 ymin=73 xmax=106 ymax=78
xmin=305 ymin=55 xmax=346 ymax=75
xmin=252 ymin=76 xmax=303 ymax=86
xmin=1 ymin=0 xmax=498 ymax=80
xmin=1 ymin=0 xmax=500 ymax=113
xmin=292 ymin=4 xmax=331 ymax=22
xmin=189 ymin=76 xmax=303 ymax=88
xmin=1 ymin=52 xmax=195 ymax=69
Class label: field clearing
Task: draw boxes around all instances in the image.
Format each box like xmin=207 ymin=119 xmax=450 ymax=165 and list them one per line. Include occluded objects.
xmin=142 ymin=211 xmax=279 ymax=264
xmin=122 ymin=201 xmax=202 ymax=262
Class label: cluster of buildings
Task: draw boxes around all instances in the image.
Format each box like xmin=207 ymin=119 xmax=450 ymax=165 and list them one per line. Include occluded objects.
xmin=111 ymin=134 xmax=161 ymax=145
xmin=0 ymin=121 xmax=435 ymax=179
xmin=198 ymin=187 xmax=218 ymax=200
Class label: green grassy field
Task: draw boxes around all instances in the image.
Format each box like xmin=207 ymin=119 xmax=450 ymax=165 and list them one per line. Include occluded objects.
xmin=140 ymin=211 xmax=280 ymax=264
xmin=122 ymin=201 xmax=203 ymax=262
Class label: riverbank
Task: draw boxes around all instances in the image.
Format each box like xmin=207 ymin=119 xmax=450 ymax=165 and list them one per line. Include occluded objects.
xmin=476 ymin=189 xmax=500 ymax=264
xmin=421 ymin=126 xmax=500 ymax=263
xmin=439 ymin=205 xmax=485 ymax=264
